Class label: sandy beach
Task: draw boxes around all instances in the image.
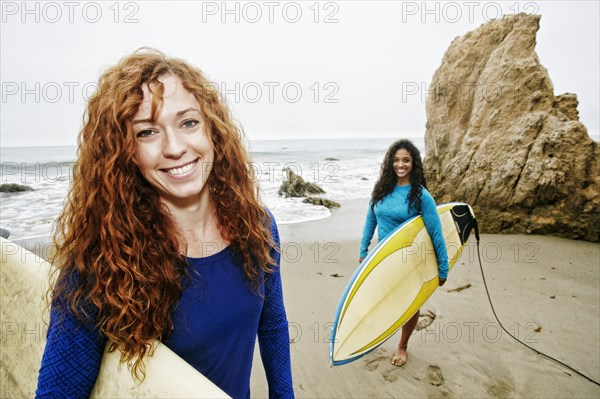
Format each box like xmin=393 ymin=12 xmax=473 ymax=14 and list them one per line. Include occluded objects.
xmin=1 ymin=199 xmax=598 ymax=398
xmin=250 ymin=198 xmax=600 ymax=398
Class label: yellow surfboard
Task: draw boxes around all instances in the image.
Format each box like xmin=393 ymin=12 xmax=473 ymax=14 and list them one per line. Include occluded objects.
xmin=0 ymin=237 xmax=230 ymax=398
xmin=329 ymin=203 xmax=477 ymax=366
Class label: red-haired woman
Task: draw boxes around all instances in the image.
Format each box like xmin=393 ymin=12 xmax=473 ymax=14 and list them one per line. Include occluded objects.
xmin=35 ymin=49 xmax=294 ymax=399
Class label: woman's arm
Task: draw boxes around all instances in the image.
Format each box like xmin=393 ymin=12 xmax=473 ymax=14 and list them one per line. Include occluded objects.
xmin=420 ymin=190 xmax=450 ymax=279
xmin=35 ymin=301 xmax=106 ymax=398
xmin=359 ymin=204 xmax=377 ymax=259
xmin=257 ymin=215 xmax=295 ymax=398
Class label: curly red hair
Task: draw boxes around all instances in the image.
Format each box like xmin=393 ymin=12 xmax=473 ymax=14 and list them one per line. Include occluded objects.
xmin=50 ymin=49 xmax=275 ymax=379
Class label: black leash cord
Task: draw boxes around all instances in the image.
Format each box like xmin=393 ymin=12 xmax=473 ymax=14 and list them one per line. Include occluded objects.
xmin=474 ymin=231 xmax=600 ymax=387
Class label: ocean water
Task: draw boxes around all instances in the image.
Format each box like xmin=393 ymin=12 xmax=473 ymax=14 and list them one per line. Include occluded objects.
xmin=0 ymin=138 xmax=425 ymax=240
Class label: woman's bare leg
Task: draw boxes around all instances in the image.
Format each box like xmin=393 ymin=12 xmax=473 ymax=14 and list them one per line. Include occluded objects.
xmin=390 ymin=310 xmax=420 ymax=366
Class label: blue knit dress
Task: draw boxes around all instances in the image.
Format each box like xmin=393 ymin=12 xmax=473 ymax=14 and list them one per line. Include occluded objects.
xmin=35 ymin=216 xmax=294 ymax=399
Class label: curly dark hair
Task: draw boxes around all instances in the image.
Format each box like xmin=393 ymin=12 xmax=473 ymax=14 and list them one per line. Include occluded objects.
xmin=370 ymin=139 xmax=427 ymax=212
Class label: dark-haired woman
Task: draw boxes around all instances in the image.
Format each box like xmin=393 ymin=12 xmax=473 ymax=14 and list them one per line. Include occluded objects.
xmin=359 ymin=139 xmax=449 ymax=367
xmin=35 ymin=50 xmax=294 ymax=398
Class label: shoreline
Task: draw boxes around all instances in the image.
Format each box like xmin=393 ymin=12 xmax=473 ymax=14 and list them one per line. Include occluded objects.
xmin=7 ymin=198 xmax=371 ymax=250
xmin=277 ymin=198 xmax=370 ymax=244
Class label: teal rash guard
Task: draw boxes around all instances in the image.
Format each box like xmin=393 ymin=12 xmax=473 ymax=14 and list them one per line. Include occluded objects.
xmin=360 ymin=184 xmax=450 ymax=279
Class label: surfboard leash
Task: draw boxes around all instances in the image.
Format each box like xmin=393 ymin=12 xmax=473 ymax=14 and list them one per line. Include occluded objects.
xmin=472 ymin=220 xmax=600 ymax=387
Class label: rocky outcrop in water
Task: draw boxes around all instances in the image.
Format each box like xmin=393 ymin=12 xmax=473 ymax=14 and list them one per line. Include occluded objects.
xmin=0 ymin=183 xmax=33 ymax=193
xmin=423 ymin=13 xmax=599 ymax=242
xmin=278 ymin=168 xmax=340 ymax=209
xmin=303 ymin=197 xmax=340 ymax=209
xmin=278 ymin=168 xmax=326 ymax=197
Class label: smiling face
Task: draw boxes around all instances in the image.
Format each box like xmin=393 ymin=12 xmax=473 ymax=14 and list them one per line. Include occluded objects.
xmin=393 ymin=148 xmax=413 ymax=185
xmin=132 ymin=74 xmax=214 ymax=209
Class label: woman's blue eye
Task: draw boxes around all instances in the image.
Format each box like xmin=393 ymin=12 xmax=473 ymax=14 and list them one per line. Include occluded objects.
xmin=136 ymin=129 xmax=154 ymax=138
xmin=183 ymin=120 xmax=198 ymax=128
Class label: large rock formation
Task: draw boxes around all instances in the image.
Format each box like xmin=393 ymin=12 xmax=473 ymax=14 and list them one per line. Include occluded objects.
xmin=424 ymin=13 xmax=599 ymax=242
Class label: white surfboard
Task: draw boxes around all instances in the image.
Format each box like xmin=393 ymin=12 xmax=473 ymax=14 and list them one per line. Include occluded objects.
xmin=329 ymin=203 xmax=477 ymax=366
xmin=0 ymin=237 xmax=230 ymax=398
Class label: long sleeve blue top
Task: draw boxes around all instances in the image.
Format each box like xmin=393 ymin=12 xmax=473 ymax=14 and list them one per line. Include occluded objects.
xmin=360 ymin=184 xmax=449 ymax=279
xmin=35 ymin=216 xmax=294 ymax=399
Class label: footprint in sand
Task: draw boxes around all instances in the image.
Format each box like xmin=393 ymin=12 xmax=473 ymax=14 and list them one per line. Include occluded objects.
xmin=487 ymin=382 xmax=513 ymax=398
xmin=363 ymin=349 xmax=388 ymax=372
xmin=383 ymin=367 xmax=402 ymax=383
xmin=414 ymin=365 xmax=445 ymax=386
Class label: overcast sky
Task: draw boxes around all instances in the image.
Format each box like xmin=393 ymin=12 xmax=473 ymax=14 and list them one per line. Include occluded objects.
xmin=1 ymin=0 xmax=598 ymax=147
